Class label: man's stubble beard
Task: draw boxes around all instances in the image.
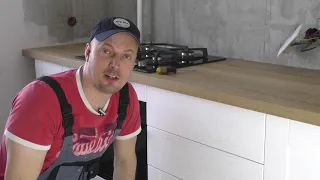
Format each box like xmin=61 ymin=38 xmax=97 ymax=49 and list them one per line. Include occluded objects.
xmin=89 ymin=64 xmax=122 ymax=94
xmin=94 ymin=82 xmax=120 ymax=94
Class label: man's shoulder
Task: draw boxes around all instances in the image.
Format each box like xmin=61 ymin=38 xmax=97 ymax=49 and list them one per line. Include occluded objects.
xmin=34 ymin=69 xmax=77 ymax=91
xmin=109 ymin=82 xmax=139 ymax=111
xmin=113 ymin=82 xmax=141 ymax=139
xmin=15 ymin=69 xmax=77 ymax=102
xmin=47 ymin=69 xmax=77 ymax=84
xmin=124 ymin=82 xmax=139 ymax=108
xmin=126 ymin=82 xmax=138 ymax=98
xmin=118 ymin=82 xmax=139 ymax=106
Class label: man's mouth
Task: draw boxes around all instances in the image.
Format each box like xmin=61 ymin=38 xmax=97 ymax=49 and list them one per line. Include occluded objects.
xmin=105 ymin=74 xmax=119 ymax=80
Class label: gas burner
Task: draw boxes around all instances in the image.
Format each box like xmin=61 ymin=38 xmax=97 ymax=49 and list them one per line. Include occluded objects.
xmin=180 ymin=50 xmax=194 ymax=59
xmin=135 ymin=43 xmax=226 ymax=73
xmin=142 ymin=45 xmax=156 ymax=52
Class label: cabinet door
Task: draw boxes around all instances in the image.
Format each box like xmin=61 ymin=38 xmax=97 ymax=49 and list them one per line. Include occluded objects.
xmin=264 ymin=115 xmax=320 ymax=180
xmin=148 ymin=166 xmax=181 ymax=180
xmin=146 ymin=86 xmax=266 ymax=164
xmin=147 ymin=126 xmax=263 ymax=180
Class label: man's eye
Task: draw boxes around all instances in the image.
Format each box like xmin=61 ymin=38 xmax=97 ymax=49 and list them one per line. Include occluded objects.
xmin=123 ymin=54 xmax=132 ymax=59
xmin=102 ymin=49 xmax=110 ymax=54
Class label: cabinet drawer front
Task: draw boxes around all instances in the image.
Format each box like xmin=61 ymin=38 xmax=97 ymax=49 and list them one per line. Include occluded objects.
xmin=147 ymin=127 xmax=263 ymax=180
xmin=148 ymin=166 xmax=181 ymax=180
xmin=146 ymin=86 xmax=266 ymax=163
xmin=130 ymin=82 xmax=146 ymax=102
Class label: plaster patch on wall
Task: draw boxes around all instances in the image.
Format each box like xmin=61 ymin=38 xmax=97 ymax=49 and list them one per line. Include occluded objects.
xmin=310 ymin=2 xmax=320 ymax=20
xmin=174 ymin=0 xmax=266 ymax=60
xmin=72 ymin=0 xmax=109 ymax=41
xmin=22 ymin=0 xmax=50 ymax=25
xmin=280 ymin=0 xmax=295 ymax=20
xmin=204 ymin=1 xmax=213 ymax=16
xmin=151 ymin=0 xmax=178 ymax=43
xmin=232 ymin=0 xmax=267 ymax=23
xmin=270 ymin=0 xmax=320 ymax=25
xmin=22 ymin=0 xmax=74 ymax=43
xmin=176 ymin=0 xmax=224 ymax=48
xmin=216 ymin=21 xmax=266 ymax=61
xmin=22 ymin=0 xmax=110 ymax=43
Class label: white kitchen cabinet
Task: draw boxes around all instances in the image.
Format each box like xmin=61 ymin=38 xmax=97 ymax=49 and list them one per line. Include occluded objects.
xmin=148 ymin=166 xmax=181 ymax=180
xmin=147 ymin=126 xmax=263 ymax=180
xmin=146 ymin=86 xmax=266 ymax=164
xmin=42 ymin=60 xmax=65 ymax=75
xmin=264 ymin=115 xmax=320 ymax=180
xmin=35 ymin=59 xmax=74 ymax=78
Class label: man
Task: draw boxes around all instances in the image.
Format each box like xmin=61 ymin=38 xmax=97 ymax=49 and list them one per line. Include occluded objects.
xmin=0 ymin=16 xmax=142 ymax=180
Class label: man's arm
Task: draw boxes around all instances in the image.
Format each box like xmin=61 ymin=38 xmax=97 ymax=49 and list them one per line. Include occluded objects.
xmin=3 ymin=80 xmax=61 ymax=180
xmin=113 ymin=137 xmax=137 ymax=180
xmin=4 ymin=138 xmax=47 ymax=180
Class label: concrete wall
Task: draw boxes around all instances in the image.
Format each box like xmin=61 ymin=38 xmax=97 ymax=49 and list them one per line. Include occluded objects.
xmin=143 ymin=0 xmax=320 ymax=70
xmin=0 ymin=0 xmax=137 ymax=137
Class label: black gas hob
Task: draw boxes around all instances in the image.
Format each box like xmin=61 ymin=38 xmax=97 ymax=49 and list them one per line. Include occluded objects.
xmin=74 ymin=42 xmax=226 ymax=73
xmin=135 ymin=42 xmax=226 ymax=73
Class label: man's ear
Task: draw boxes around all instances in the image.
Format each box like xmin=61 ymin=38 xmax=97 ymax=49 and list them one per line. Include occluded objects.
xmin=85 ymin=43 xmax=91 ymax=62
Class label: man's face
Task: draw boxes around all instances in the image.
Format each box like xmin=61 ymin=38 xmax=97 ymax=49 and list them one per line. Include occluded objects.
xmin=85 ymin=32 xmax=138 ymax=94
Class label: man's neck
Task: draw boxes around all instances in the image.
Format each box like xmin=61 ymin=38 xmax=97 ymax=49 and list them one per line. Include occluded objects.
xmin=80 ymin=65 xmax=112 ymax=110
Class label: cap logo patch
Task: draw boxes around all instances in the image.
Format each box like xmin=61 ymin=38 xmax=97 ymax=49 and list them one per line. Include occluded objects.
xmin=113 ymin=18 xmax=130 ymax=28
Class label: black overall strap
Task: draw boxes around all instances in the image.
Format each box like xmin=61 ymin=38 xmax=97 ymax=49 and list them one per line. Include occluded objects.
xmin=116 ymin=83 xmax=130 ymax=129
xmin=36 ymin=77 xmax=130 ymax=180
xmin=37 ymin=76 xmax=74 ymax=137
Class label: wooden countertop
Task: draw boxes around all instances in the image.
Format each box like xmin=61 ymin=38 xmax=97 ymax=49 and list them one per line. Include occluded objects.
xmin=22 ymin=43 xmax=320 ymax=127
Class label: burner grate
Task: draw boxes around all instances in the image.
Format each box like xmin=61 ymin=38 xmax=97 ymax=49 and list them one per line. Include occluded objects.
xmin=135 ymin=42 xmax=226 ymax=73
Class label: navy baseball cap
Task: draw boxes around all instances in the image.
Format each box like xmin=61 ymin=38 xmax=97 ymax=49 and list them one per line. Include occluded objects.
xmin=89 ymin=17 xmax=141 ymax=44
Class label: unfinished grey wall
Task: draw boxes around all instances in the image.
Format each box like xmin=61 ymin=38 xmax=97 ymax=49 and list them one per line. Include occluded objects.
xmin=22 ymin=0 xmax=110 ymax=44
xmin=145 ymin=0 xmax=320 ymax=70
xmin=0 ymin=0 xmax=137 ymax=139
xmin=105 ymin=0 xmax=137 ymax=24
xmin=22 ymin=0 xmax=137 ymax=44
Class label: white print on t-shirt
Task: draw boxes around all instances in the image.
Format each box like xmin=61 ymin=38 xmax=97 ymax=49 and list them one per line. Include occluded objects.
xmin=72 ymin=122 xmax=117 ymax=156
xmin=72 ymin=130 xmax=114 ymax=156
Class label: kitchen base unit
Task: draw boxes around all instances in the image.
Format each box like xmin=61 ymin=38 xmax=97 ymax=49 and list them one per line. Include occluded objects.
xmin=30 ymin=59 xmax=320 ymax=180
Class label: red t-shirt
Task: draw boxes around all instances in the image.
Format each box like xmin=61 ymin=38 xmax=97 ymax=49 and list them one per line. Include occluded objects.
xmin=0 ymin=68 xmax=141 ymax=178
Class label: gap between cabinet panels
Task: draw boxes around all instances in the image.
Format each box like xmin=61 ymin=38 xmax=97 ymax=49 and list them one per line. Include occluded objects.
xmin=147 ymin=125 xmax=264 ymax=165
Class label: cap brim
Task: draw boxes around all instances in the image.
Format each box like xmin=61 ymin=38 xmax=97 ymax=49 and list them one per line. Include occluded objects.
xmin=95 ymin=30 xmax=140 ymax=45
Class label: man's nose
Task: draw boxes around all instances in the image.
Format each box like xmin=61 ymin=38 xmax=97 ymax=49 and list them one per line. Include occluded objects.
xmin=109 ymin=57 xmax=120 ymax=70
